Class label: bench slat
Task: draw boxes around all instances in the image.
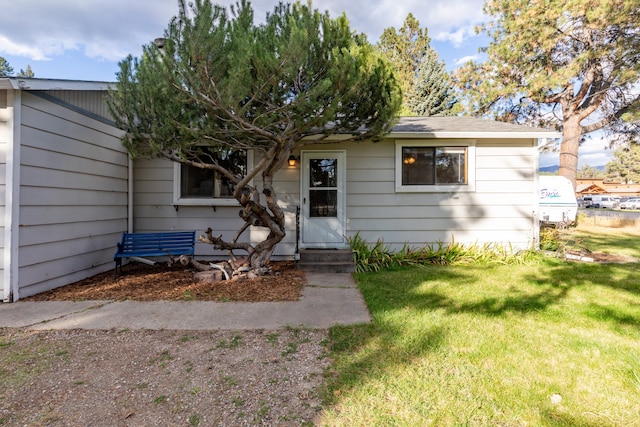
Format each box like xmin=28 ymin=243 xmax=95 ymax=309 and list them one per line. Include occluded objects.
xmin=113 ymin=231 xmax=196 ymax=278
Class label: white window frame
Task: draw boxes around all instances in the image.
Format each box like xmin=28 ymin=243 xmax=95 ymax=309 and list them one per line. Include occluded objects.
xmin=173 ymin=150 xmax=254 ymax=206
xmin=395 ymin=140 xmax=476 ymax=193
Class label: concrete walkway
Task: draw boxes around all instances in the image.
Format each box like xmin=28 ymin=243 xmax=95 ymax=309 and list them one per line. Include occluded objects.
xmin=0 ymin=273 xmax=371 ymax=331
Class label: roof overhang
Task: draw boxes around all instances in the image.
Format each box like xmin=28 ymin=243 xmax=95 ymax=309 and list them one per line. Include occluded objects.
xmin=386 ymin=130 xmax=561 ymax=139
xmin=0 ymin=77 xmax=113 ymax=91
xmin=387 ymin=116 xmax=561 ymax=140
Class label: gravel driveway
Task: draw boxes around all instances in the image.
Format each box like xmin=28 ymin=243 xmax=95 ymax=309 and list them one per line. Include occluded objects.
xmin=0 ymin=327 xmax=330 ymax=426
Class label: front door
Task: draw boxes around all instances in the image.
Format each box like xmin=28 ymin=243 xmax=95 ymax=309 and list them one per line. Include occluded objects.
xmin=300 ymin=151 xmax=346 ymax=248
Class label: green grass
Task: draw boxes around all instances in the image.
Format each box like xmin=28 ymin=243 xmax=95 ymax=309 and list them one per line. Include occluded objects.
xmin=561 ymin=223 xmax=640 ymax=259
xmin=321 ymin=228 xmax=640 ymax=426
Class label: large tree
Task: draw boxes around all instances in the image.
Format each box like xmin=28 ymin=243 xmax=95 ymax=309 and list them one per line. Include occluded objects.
xmin=107 ymin=0 xmax=401 ymax=270
xmin=455 ymin=0 xmax=640 ymax=188
xmin=408 ymin=49 xmax=457 ymax=116
xmin=605 ymin=144 xmax=640 ymax=183
xmin=377 ymin=13 xmax=456 ymax=116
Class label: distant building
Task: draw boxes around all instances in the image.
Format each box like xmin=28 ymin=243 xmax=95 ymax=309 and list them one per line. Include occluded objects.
xmin=576 ymin=178 xmax=640 ymax=198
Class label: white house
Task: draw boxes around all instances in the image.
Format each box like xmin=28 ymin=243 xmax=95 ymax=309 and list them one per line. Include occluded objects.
xmin=0 ymin=78 xmax=128 ymax=302
xmin=1 ymin=77 xmax=559 ymax=302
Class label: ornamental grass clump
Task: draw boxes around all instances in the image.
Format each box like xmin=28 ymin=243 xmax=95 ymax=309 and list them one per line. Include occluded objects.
xmin=348 ymin=232 xmax=535 ymax=273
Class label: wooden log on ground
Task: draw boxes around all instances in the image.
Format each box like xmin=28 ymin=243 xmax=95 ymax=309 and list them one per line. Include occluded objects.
xmin=194 ymin=270 xmax=224 ymax=283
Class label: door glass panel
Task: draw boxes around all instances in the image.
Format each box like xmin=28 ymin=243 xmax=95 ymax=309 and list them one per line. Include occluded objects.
xmin=309 ymin=159 xmax=337 ymax=187
xmin=308 ymin=157 xmax=338 ymax=218
xmin=310 ymin=190 xmax=337 ymax=217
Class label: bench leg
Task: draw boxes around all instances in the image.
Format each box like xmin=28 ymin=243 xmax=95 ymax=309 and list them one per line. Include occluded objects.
xmin=114 ymin=259 xmax=121 ymax=280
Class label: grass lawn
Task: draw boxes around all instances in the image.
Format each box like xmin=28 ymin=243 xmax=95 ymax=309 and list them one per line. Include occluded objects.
xmin=321 ymin=226 xmax=640 ymax=426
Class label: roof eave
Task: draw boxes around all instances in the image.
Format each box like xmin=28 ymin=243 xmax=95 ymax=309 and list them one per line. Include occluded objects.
xmin=0 ymin=77 xmax=114 ymax=91
xmin=387 ymin=131 xmax=562 ymax=139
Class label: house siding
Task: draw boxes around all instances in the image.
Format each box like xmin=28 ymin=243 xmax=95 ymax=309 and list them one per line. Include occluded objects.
xmin=337 ymin=138 xmax=537 ymax=251
xmin=133 ymin=136 xmax=538 ymax=260
xmin=42 ymin=90 xmax=113 ymax=121
xmin=16 ymin=92 xmax=128 ymax=299
xmin=132 ymin=158 xmax=299 ymax=259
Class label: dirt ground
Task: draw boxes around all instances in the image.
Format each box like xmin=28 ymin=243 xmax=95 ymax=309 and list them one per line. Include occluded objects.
xmin=1 ymin=261 xmax=336 ymax=426
xmin=22 ymin=261 xmax=306 ymax=302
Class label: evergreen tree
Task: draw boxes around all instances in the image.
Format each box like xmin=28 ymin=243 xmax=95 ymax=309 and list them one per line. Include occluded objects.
xmin=455 ymin=0 xmax=640 ymax=188
xmin=0 ymin=57 xmax=14 ymax=77
xmin=605 ymin=144 xmax=640 ymax=183
xmin=577 ymin=164 xmax=604 ymax=179
xmin=108 ymin=0 xmax=401 ymax=270
xmin=17 ymin=65 xmax=35 ymax=78
xmin=378 ymin=13 xmax=455 ymax=116
xmin=408 ymin=49 xmax=457 ymax=116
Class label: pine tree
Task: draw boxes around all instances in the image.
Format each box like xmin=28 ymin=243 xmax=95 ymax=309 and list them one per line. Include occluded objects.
xmin=0 ymin=57 xmax=14 ymax=77
xmin=577 ymin=164 xmax=604 ymax=179
xmin=377 ymin=13 xmax=456 ymax=116
xmin=408 ymin=49 xmax=457 ymax=116
xmin=605 ymin=144 xmax=640 ymax=184
xmin=17 ymin=65 xmax=35 ymax=78
xmin=108 ymin=0 xmax=401 ymax=270
xmin=455 ymin=0 xmax=640 ymax=188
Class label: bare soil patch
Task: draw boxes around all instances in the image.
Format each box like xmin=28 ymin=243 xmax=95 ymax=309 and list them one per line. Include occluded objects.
xmin=3 ymin=261 xmax=332 ymax=426
xmin=22 ymin=261 xmax=306 ymax=302
xmin=564 ymin=250 xmax=640 ymax=264
xmin=0 ymin=328 xmax=330 ymax=426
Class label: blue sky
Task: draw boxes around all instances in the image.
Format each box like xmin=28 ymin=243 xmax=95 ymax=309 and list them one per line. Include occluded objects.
xmin=0 ymin=0 xmax=614 ymax=167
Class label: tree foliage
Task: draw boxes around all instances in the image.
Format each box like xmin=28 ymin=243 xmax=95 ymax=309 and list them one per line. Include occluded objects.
xmin=408 ymin=49 xmax=457 ymax=116
xmin=0 ymin=57 xmax=14 ymax=77
xmin=378 ymin=13 xmax=456 ymax=116
xmin=605 ymin=144 xmax=640 ymax=183
xmin=107 ymin=0 xmax=401 ymax=269
xmin=17 ymin=65 xmax=35 ymax=78
xmin=577 ymin=164 xmax=604 ymax=179
xmin=455 ymin=0 xmax=640 ymax=188
xmin=0 ymin=57 xmax=35 ymax=77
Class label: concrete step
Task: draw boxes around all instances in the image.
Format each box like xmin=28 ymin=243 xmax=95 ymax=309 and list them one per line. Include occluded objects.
xmin=296 ymin=249 xmax=356 ymax=273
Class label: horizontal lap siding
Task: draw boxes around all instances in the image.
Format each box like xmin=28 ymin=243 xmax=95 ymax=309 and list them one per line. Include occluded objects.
xmin=329 ymin=139 xmax=537 ymax=251
xmin=134 ymin=158 xmax=300 ymax=259
xmin=133 ymin=137 xmax=537 ymax=259
xmin=17 ymin=92 xmax=128 ymax=298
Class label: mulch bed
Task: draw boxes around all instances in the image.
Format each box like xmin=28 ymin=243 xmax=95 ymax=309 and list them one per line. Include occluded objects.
xmin=22 ymin=261 xmax=306 ymax=302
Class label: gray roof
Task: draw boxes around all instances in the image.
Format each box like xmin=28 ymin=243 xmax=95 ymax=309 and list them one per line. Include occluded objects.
xmin=389 ymin=116 xmax=560 ymax=139
xmin=0 ymin=77 xmax=112 ymax=91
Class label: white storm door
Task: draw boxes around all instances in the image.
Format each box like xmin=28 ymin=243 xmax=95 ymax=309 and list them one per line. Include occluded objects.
xmin=300 ymin=151 xmax=346 ymax=248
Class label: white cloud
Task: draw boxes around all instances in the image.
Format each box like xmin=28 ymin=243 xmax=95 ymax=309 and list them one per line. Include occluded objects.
xmin=434 ymin=26 xmax=477 ymax=47
xmin=0 ymin=0 xmax=488 ymax=63
xmin=0 ymin=35 xmax=54 ymax=61
xmin=578 ymin=134 xmax=615 ymax=167
xmin=0 ymin=0 xmax=177 ymax=61
xmin=455 ymin=55 xmax=480 ymax=66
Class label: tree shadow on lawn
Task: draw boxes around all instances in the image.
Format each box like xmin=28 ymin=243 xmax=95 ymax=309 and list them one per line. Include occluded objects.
xmin=323 ymin=262 xmax=640 ymax=423
xmin=357 ymin=262 xmax=640 ymax=319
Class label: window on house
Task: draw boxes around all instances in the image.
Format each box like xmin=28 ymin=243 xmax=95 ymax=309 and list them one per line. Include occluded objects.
xmin=173 ymin=147 xmax=252 ymax=206
xmin=395 ymin=141 xmax=476 ymax=192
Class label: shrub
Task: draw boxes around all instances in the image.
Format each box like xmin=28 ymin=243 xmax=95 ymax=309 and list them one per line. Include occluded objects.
xmin=539 ymin=227 xmax=561 ymax=251
xmin=348 ymin=232 xmax=536 ymax=273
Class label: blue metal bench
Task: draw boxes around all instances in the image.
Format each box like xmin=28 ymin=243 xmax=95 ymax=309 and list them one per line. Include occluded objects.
xmin=113 ymin=231 xmax=196 ymax=278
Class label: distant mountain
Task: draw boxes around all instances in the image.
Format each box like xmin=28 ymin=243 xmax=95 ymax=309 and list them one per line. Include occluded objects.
xmin=540 ymin=165 xmax=559 ymax=173
xmin=539 ymin=164 xmax=605 ymax=173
